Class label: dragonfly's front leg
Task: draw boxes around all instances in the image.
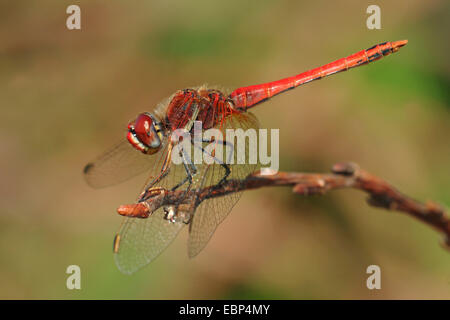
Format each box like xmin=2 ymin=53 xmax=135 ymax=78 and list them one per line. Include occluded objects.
xmin=164 ymin=146 xmax=197 ymax=224
xmin=138 ymin=142 xmax=174 ymax=202
xmin=170 ymin=145 xmax=198 ymax=191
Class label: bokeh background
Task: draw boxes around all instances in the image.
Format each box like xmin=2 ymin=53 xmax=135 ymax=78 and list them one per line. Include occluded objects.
xmin=1 ymin=0 xmax=449 ymax=299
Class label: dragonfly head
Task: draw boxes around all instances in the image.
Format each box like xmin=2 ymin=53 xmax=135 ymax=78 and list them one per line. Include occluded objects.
xmin=127 ymin=112 xmax=163 ymax=154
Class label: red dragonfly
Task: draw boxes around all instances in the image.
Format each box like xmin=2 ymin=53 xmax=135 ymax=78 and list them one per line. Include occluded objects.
xmin=84 ymin=40 xmax=407 ymax=274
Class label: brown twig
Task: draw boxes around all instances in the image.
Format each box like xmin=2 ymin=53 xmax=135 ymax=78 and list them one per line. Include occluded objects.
xmin=117 ymin=162 xmax=450 ymax=251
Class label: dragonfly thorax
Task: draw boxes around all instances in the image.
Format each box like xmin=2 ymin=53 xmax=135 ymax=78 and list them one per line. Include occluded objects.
xmin=165 ymin=88 xmax=236 ymax=132
xmin=127 ymin=112 xmax=164 ymax=154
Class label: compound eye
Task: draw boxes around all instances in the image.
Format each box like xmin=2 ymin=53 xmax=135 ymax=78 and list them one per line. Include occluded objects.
xmin=127 ymin=113 xmax=162 ymax=154
xmin=134 ymin=113 xmax=155 ymax=145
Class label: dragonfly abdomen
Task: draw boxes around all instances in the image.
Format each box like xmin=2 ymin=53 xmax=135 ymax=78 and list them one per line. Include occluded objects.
xmin=228 ymin=40 xmax=408 ymax=110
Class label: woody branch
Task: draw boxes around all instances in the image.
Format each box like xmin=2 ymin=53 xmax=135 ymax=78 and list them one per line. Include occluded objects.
xmin=118 ymin=162 xmax=450 ymax=251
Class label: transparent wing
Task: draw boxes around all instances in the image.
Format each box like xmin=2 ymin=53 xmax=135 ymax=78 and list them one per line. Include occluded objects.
xmin=113 ymin=144 xmax=192 ymax=274
xmin=114 ymin=207 xmax=185 ymax=275
xmin=83 ymin=139 xmax=166 ymax=189
xmin=187 ymin=112 xmax=260 ymax=258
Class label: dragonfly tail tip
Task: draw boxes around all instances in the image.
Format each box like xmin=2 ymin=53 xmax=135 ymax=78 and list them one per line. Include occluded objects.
xmin=392 ymin=40 xmax=408 ymax=51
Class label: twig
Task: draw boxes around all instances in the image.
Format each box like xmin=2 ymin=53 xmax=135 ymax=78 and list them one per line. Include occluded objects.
xmin=117 ymin=162 xmax=450 ymax=251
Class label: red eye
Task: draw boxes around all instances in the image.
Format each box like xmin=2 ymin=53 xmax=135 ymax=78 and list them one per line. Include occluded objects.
xmin=134 ymin=113 xmax=154 ymax=144
xmin=127 ymin=113 xmax=162 ymax=154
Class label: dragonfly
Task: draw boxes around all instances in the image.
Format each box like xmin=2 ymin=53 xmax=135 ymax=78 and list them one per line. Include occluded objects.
xmin=84 ymin=40 xmax=407 ymax=274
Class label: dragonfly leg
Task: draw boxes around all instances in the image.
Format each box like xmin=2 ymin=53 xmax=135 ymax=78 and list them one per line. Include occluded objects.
xmin=217 ymin=162 xmax=231 ymax=186
xmin=139 ymin=168 xmax=171 ymax=202
xmin=170 ymin=146 xmax=197 ymax=191
xmin=165 ymin=137 xmax=233 ymax=224
xmin=163 ymin=147 xmax=198 ymax=224
xmin=191 ymin=137 xmax=233 ymax=186
xmin=138 ymin=143 xmax=175 ymax=202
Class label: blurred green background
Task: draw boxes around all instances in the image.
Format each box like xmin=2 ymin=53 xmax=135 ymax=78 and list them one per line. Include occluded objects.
xmin=0 ymin=0 xmax=449 ymax=299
